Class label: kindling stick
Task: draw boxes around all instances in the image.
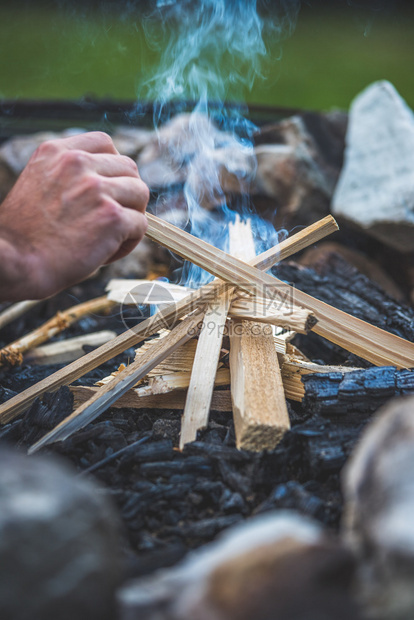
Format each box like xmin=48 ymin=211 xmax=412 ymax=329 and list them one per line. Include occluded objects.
xmin=28 ymin=309 xmax=206 ymax=453
xmin=0 ymin=297 xmax=116 ymax=366
xmin=179 ymin=216 xmax=252 ymax=449
xmin=0 ymin=215 xmax=332 ymax=424
xmin=228 ymin=217 xmax=290 ymax=452
xmin=0 ymin=300 xmax=42 ymax=331
xmin=144 ymin=213 xmax=414 ymax=368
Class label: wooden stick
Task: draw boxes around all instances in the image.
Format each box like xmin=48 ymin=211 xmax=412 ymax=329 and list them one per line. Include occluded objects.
xmin=229 ymin=297 xmax=316 ymax=333
xmin=179 ymin=291 xmax=232 ymax=448
xmin=71 ymin=355 xmax=359 ymax=408
xmin=179 ymin=215 xmax=257 ymax=449
xmin=72 ymin=386 xmax=233 ymax=412
xmin=0 ymin=215 xmax=334 ymax=423
xmin=228 ymin=219 xmax=290 ymax=452
xmin=24 ymin=331 xmax=117 ymax=366
xmin=147 ymin=339 xmax=199 ymax=375
xmin=253 ymin=215 xmax=339 ymax=272
xmin=0 ymin=281 xmax=225 ymax=424
xmin=106 ymin=279 xmax=193 ymax=305
xmin=28 ymin=309 xmax=206 ymax=453
xmin=144 ymin=213 xmax=414 ymax=368
xmin=137 ymin=367 xmax=230 ymax=396
xmin=0 ymin=297 xmax=116 ymax=367
xmin=0 ymin=300 xmax=42 ymax=331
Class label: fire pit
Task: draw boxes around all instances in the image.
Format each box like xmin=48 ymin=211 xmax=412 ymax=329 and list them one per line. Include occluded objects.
xmin=1 ymin=80 xmax=414 ymax=619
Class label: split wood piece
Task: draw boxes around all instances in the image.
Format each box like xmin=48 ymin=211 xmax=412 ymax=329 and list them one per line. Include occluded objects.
xmin=0 ymin=280 xmax=226 ymax=424
xmin=0 ymin=300 xmax=42 ymax=331
xmin=136 ymin=367 xmax=230 ymax=397
xmin=145 ymin=213 xmax=414 ymax=368
xmin=28 ymin=309 xmax=206 ymax=454
xmin=143 ymin=339 xmax=200 ymax=375
xmin=72 ymin=387 xmax=233 ymax=413
xmin=229 ymin=297 xmax=315 ymax=333
xmin=228 ymin=219 xmax=290 ymax=452
xmin=106 ymin=279 xmax=193 ymax=305
xmin=230 ymin=320 xmax=291 ymax=450
xmin=24 ymin=331 xmax=117 ymax=366
xmin=72 ymin=355 xmax=357 ymax=408
xmin=0 ymin=297 xmax=116 ymax=367
xmin=251 ymin=215 xmax=339 ymax=272
xmin=179 ymin=215 xmax=254 ymax=449
xmin=180 ymin=292 xmax=232 ymax=449
xmin=0 ymin=215 xmax=334 ymax=423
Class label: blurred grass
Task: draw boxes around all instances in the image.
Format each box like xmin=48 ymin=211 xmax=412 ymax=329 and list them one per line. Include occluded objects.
xmin=0 ymin=4 xmax=413 ymax=111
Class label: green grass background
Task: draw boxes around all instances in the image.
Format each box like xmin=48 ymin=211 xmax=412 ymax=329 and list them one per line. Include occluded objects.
xmin=0 ymin=3 xmax=413 ymax=111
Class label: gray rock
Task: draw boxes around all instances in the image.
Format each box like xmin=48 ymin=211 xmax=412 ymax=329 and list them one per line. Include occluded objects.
xmin=0 ymin=449 xmax=121 ymax=620
xmin=253 ymin=116 xmax=338 ymax=222
xmin=119 ymin=511 xmax=359 ymax=620
xmin=332 ymin=81 xmax=414 ymax=252
xmin=0 ymin=129 xmax=82 ymax=175
xmin=342 ymin=395 xmax=414 ymax=619
xmin=112 ymin=126 xmax=154 ymax=159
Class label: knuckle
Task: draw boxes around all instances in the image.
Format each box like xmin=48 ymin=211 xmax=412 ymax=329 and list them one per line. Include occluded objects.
xmin=35 ymin=139 xmax=60 ymax=159
xmin=90 ymin=131 xmax=116 ymax=151
xmin=122 ymin=155 xmax=139 ymax=174
xmin=82 ymin=174 xmax=104 ymax=199
xmin=59 ymin=149 xmax=88 ymax=171
xmin=101 ymin=200 xmax=123 ymax=225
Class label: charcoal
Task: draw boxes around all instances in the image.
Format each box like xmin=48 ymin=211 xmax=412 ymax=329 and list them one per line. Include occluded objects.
xmin=184 ymin=440 xmax=249 ymax=462
xmin=140 ymin=456 xmax=214 ymax=478
xmin=117 ymin=440 xmax=175 ymax=467
xmin=257 ymin=481 xmax=325 ymax=520
xmin=217 ymin=459 xmax=253 ymax=497
xmin=220 ymin=489 xmax=246 ymax=513
xmin=302 ymin=366 xmax=414 ymax=416
xmin=276 ymin=254 xmax=414 ymax=365
xmin=166 ymin=515 xmax=242 ymax=540
xmin=82 ymin=436 xmax=152 ymax=475
xmin=152 ymin=417 xmax=181 ymax=441
xmin=17 ymin=386 xmax=74 ymax=446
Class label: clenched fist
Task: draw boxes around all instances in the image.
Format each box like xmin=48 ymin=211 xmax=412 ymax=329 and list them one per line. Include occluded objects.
xmin=0 ymin=132 xmax=149 ymax=301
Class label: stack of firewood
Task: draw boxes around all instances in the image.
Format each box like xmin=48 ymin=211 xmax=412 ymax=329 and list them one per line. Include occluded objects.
xmin=0 ymin=211 xmax=413 ymax=455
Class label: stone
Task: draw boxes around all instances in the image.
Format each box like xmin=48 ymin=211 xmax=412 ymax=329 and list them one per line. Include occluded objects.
xmin=342 ymin=395 xmax=414 ymax=619
xmin=332 ymin=81 xmax=414 ymax=252
xmin=112 ymin=126 xmax=154 ymax=159
xmin=251 ymin=111 xmax=346 ymax=225
xmin=252 ymin=115 xmax=341 ymax=223
xmin=0 ymin=129 xmax=82 ymax=175
xmin=0 ymin=449 xmax=121 ymax=620
xmin=119 ymin=511 xmax=359 ymax=620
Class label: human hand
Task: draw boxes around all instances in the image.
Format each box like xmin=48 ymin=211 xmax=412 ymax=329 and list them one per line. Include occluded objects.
xmin=0 ymin=132 xmax=149 ymax=301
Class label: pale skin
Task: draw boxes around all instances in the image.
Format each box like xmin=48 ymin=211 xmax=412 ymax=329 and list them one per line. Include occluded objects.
xmin=0 ymin=132 xmax=149 ymax=302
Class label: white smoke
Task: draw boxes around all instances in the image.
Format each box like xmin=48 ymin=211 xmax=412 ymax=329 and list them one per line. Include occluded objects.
xmin=138 ymin=0 xmax=301 ymax=286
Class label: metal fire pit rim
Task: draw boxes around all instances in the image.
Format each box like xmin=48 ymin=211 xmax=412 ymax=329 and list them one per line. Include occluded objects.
xmin=0 ymin=97 xmax=312 ymax=141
